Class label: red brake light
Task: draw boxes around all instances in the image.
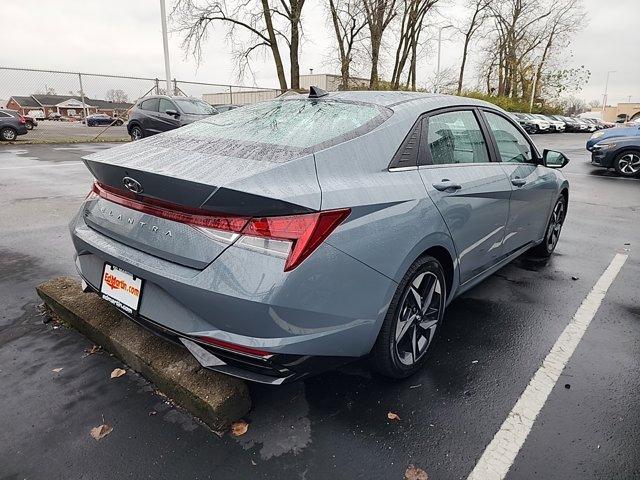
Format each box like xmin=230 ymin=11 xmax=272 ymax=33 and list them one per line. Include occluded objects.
xmin=91 ymin=182 xmax=249 ymax=232
xmin=242 ymin=209 xmax=350 ymax=271
xmin=18 ymin=115 xmax=26 ymax=124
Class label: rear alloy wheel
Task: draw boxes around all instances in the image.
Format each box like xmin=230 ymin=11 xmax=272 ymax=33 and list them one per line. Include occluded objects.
xmin=1 ymin=127 xmax=17 ymax=141
xmin=614 ymin=151 xmax=640 ymax=177
xmin=372 ymin=256 xmax=446 ymax=378
xmin=532 ymin=196 xmax=566 ymax=258
xmin=25 ymin=122 xmax=33 ymax=131
xmin=130 ymin=125 xmax=144 ymax=141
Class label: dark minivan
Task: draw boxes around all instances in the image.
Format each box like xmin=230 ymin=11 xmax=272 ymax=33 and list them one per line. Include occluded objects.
xmin=127 ymin=95 xmax=218 ymax=140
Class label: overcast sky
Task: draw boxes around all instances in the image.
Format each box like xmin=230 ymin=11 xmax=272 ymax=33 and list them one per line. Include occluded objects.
xmin=1 ymin=0 xmax=638 ymax=104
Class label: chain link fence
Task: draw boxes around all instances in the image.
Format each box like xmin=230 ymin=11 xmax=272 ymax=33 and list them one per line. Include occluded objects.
xmin=0 ymin=67 xmax=282 ymax=143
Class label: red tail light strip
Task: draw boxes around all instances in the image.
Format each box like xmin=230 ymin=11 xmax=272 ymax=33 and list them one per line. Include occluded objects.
xmin=92 ymin=182 xmax=249 ymax=232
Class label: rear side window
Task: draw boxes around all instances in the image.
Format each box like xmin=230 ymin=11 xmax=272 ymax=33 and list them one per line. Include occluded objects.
xmin=178 ymin=99 xmax=388 ymax=149
xmin=426 ymin=111 xmax=490 ymax=165
xmin=484 ymin=112 xmax=533 ymax=164
xmin=140 ymin=98 xmax=159 ymax=112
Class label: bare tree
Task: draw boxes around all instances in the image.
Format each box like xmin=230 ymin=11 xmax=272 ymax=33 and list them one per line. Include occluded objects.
xmin=105 ymin=89 xmax=129 ymax=103
xmin=173 ymin=0 xmax=308 ymax=91
xmin=362 ymin=0 xmax=397 ymax=88
xmin=390 ymin=0 xmax=438 ymax=90
xmin=532 ymin=0 xmax=586 ymax=99
xmin=456 ymin=0 xmax=490 ymax=95
xmin=328 ymin=0 xmax=367 ymax=89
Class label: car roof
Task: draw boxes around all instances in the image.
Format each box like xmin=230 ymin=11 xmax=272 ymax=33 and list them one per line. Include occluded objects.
xmin=279 ymin=90 xmax=506 ymax=116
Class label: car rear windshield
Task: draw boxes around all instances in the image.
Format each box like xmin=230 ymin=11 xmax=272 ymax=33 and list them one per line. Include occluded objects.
xmin=174 ymin=98 xmax=217 ymax=115
xmin=177 ymin=99 xmax=389 ymax=150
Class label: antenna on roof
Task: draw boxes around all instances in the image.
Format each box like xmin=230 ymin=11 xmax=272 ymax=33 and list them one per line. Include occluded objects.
xmin=308 ymin=86 xmax=328 ymax=99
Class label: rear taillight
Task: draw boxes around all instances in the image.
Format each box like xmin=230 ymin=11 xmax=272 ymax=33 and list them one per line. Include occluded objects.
xmin=90 ymin=182 xmax=349 ymax=271
xmin=241 ymin=210 xmax=350 ymax=271
xmin=18 ymin=116 xmax=26 ymax=124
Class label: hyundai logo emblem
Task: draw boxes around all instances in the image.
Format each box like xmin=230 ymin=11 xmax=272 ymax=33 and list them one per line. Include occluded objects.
xmin=123 ymin=176 xmax=143 ymax=194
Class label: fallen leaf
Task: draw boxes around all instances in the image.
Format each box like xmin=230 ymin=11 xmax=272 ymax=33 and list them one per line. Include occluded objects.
xmin=405 ymin=465 xmax=428 ymax=480
xmin=148 ymin=411 xmax=157 ymax=416
xmin=110 ymin=368 xmax=126 ymax=379
xmin=52 ymin=368 xmax=63 ymax=373
xmin=471 ymin=360 xmax=479 ymax=364
xmin=387 ymin=411 xmax=401 ymax=421
xmin=83 ymin=345 xmax=101 ymax=357
xmin=571 ymin=276 xmax=579 ymax=281
xmin=90 ymin=423 xmax=113 ymax=440
xmin=230 ymin=420 xmax=249 ymax=436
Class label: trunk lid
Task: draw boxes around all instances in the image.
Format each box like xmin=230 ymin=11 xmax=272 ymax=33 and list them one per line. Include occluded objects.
xmin=82 ymin=135 xmax=321 ymax=269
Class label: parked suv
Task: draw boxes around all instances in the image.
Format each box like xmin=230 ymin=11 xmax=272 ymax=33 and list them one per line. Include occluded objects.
xmin=514 ymin=113 xmax=550 ymax=133
xmin=0 ymin=110 xmax=28 ymax=141
xmin=127 ymin=95 xmax=218 ymax=140
xmin=1 ymin=109 xmax=37 ymax=130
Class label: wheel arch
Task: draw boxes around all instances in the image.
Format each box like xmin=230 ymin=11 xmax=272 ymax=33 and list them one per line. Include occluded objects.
xmin=127 ymin=120 xmax=142 ymax=134
xmin=420 ymin=245 xmax=455 ymax=301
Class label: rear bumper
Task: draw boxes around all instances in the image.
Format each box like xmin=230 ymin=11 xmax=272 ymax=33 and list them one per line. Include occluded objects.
xmin=69 ymin=208 xmax=396 ymax=382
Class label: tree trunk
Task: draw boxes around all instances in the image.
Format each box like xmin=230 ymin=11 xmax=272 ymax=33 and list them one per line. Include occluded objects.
xmin=261 ymin=0 xmax=288 ymax=91
xmin=457 ymin=35 xmax=471 ymax=95
xmin=290 ymin=17 xmax=300 ymax=89
xmin=369 ymin=35 xmax=381 ymax=88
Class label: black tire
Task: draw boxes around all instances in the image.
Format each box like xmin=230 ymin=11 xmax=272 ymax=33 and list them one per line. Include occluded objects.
xmin=613 ymin=150 xmax=640 ymax=177
xmin=114 ymin=119 xmax=123 ymax=126
xmin=531 ymin=195 xmax=566 ymax=258
xmin=0 ymin=127 xmax=17 ymax=141
xmin=130 ymin=125 xmax=144 ymax=141
xmin=25 ymin=121 xmax=33 ymax=131
xmin=371 ymin=255 xmax=447 ymax=379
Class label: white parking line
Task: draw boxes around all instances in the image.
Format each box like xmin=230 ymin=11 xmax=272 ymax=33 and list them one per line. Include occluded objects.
xmin=467 ymin=253 xmax=628 ymax=480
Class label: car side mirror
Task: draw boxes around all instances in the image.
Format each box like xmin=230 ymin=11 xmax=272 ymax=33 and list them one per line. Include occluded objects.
xmin=543 ymin=149 xmax=569 ymax=169
xmin=165 ymin=109 xmax=179 ymax=117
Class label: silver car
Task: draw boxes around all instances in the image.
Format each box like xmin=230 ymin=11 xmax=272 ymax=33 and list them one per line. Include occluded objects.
xmin=70 ymin=90 xmax=570 ymax=384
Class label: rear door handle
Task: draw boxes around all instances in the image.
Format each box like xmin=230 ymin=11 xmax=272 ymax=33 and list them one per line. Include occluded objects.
xmin=511 ymin=178 xmax=527 ymax=187
xmin=432 ymin=180 xmax=462 ymax=192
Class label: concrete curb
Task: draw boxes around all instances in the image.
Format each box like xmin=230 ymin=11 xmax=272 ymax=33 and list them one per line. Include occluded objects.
xmin=36 ymin=276 xmax=251 ymax=432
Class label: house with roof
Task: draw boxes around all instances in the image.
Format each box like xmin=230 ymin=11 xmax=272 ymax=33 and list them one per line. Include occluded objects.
xmin=5 ymin=94 xmax=132 ymax=118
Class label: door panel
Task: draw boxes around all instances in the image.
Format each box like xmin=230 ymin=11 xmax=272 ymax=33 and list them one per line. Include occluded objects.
xmin=482 ymin=111 xmax=557 ymax=253
xmin=419 ymin=110 xmax=512 ymax=284
xmin=420 ymin=165 xmax=512 ymax=284
xmin=499 ymin=164 xmax=557 ymax=253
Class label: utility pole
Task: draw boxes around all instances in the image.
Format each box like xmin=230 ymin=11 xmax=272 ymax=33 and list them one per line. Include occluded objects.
xmin=160 ymin=0 xmax=172 ymax=95
xmin=601 ymin=70 xmax=616 ymax=119
xmin=529 ymin=66 xmax=538 ymax=113
xmin=435 ymin=25 xmax=454 ymax=94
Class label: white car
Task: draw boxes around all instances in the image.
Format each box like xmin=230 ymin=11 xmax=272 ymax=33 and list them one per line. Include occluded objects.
xmin=517 ymin=113 xmax=550 ymax=133
xmin=27 ymin=109 xmax=45 ymax=120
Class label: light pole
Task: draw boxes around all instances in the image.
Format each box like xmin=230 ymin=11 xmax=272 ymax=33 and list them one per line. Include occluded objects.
xmin=160 ymin=0 xmax=172 ymax=95
xmin=601 ymin=70 xmax=616 ymax=120
xmin=435 ymin=24 xmax=454 ymax=93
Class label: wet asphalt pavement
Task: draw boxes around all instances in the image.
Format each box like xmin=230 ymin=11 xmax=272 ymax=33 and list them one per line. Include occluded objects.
xmin=0 ymin=136 xmax=638 ymax=480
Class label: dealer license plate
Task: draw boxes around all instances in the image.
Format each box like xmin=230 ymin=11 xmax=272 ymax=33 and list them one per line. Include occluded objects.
xmin=100 ymin=263 xmax=143 ymax=314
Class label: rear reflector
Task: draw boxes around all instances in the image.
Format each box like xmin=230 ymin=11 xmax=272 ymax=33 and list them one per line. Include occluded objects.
xmin=91 ymin=181 xmax=349 ymax=271
xmin=196 ymin=335 xmax=272 ymax=357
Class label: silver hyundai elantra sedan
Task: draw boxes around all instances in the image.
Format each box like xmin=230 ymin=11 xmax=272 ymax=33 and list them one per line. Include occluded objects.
xmin=70 ymin=89 xmax=569 ymax=384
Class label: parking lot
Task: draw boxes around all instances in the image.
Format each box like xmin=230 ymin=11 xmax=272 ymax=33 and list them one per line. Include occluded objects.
xmin=11 ymin=120 xmax=129 ymax=143
xmin=0 ymin=134 xmax=638 ymax=479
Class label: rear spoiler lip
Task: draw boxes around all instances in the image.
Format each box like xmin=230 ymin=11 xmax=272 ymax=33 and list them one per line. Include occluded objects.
xmin=83 ymin=158 xmax=316 ymax=217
